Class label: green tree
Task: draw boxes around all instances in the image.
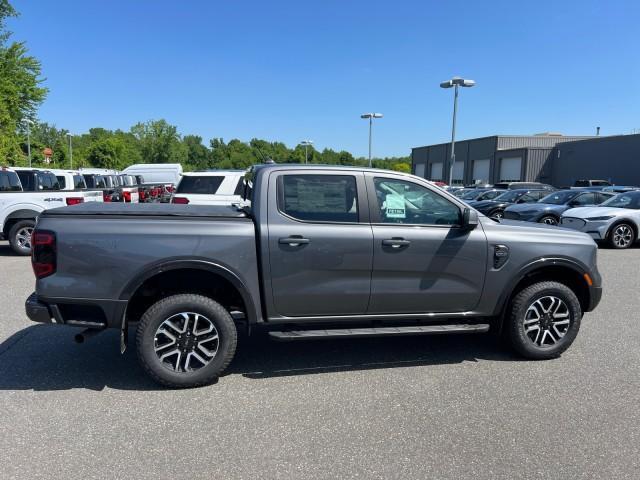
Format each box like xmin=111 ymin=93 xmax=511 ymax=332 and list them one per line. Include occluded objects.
xmin=0 ymin=0 xmax=48 ymax=164
xmin=183 ymin=135 xmax=210 ymax=170
xmin=86 ymin=137 xmax=123 ymax=170
xmin=130 ymin=119 xmax=188 ymax=164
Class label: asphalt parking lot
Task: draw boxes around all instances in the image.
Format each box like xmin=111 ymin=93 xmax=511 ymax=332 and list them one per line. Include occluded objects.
xmin=0 ymin=241 xmax=638 ymax=479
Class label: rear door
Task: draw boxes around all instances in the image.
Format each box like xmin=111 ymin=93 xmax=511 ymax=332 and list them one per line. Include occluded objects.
xmin=366 ymin=173 xmax=487 ymax=314
xmin=266 ymin=171 xmax=373 ymax=317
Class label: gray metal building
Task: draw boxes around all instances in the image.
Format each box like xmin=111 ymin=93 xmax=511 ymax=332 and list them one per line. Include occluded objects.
xmin=551 ymin=134 xmax=640 ymax=187
xmin=411 ymin=134 xmax=595 ymax=185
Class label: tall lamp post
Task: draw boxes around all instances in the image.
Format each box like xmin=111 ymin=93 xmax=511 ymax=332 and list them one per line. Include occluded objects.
xmin=24 ymin=119 xmax=33 ymax=167
xmin=440 ymin=77 xmax=475 ymax=185
xmin=360 ymin=113 xmax=383 ymax=167
xmin=299 ymin=140 xmax=313 ymax=164
xmin=67 ymin=133 xmax=73 ymax=169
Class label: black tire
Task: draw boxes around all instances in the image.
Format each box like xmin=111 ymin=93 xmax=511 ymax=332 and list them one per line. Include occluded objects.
xmin=538 ymin=215 xmax=559 ymax=226
xmin=136 ymin=294 xmax=237 ymax=388
xmin=506 ymin=281 xmax=582 ymax=360
xmin=8 ymin=219 xmax=36 ymax=256
xmin=490 ymin=209 xmax=504 ymax=220
xmin=607 ymin=222 xmax=636 ymax=249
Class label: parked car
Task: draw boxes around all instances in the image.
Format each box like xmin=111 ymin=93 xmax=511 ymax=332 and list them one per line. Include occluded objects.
xmin=1 ymin=168 xmax=101 ymax=255
xmin=48 ymin=169 xmax=88 ymax=191
xmin=561 ymin=190 xmax=640 ymax=249
xmin=493 ymin=181 xmax=555 ymax=191
xmin=574 ymin=180 xmax=612 ymax=188
xmin=469 ymin=189 xmax=552 ymax=220
xmin=122 ymin=163 xmax=183 ymax=185
xmin=601 ymin=185 xmax=639 ymax=193
xmin=504 ymin=190 xmax=615 ymax=225
xmin=25 ymin=164 xmax=602 ymax=387
xmin=171 ymin=170 xmax=246 ymax=205
xmin=458 ymin=188 xmax=504 ymax=203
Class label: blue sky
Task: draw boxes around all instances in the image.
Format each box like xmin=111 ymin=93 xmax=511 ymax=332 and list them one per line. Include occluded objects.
xmin=9 ymin=0 xmax=640 ymax=157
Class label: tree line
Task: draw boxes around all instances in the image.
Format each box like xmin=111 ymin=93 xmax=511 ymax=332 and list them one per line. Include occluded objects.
xmin=0 ymin=1 xmax=410 ymax=173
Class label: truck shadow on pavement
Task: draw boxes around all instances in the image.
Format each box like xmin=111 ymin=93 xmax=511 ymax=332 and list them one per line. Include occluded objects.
xmin=0 ymin=324 xmax=521 ymax=391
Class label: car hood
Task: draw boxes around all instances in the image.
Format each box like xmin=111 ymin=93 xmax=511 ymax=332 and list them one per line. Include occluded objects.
xmin=483 ymin=217 xmax=596 ymax=246
xmin=562 ymin=206 xmax=634 ymax=218
xmin=505 ymin=203 xmax=565 ymax=213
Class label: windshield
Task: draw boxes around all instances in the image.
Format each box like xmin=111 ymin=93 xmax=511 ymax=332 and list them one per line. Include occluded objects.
xmin=460 ymin=189 xmax=481 ymax=200
xmin=494 ymin=190 xmax=523 ymax=202
xmin=600 ymin=191 xmax=640 ymax=209
xmin=539 ymin=190 xmax=578 ymax=205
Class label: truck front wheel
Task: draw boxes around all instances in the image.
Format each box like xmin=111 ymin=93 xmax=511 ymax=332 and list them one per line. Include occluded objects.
xmin=506 ymin=281 xmax=582 ymax=360
xmin=136 ymin=294 xmax=238 ymax=388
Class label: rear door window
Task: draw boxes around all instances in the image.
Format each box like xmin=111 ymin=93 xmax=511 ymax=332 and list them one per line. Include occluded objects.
xmin=17 ymin=171 xmax=34 ymax=191
xmin=177 ymin=176 xmax=224 ymax=194
xmin=572 ymin=192 xmax=596 ymax=206
xmin=279 ymin=174 xmax=359 ymax=223
xmin=0 ymin=171 xmax=22 ymax=191
xmin=233 ymin=177 xmax=245 ymax=196
xmin=56 ymin=176 xmax=66 ymax=189
xmin=73 ymin=175 xmax=86 ymax=189
xmin=39 ymin=173 xmax=60 ymax=190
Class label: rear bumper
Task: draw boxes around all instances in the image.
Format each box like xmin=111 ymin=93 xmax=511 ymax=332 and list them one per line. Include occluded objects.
xmin=25 ymin=292 xmax=126 ymax=328
xmin=25 ymin=293 xmax=54 ymax=323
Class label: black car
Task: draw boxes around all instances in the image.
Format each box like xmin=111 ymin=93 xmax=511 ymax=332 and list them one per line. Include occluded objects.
xmin=458 ymin=188 xmax=504 ymax=203
xmin=469 ymin=189 xmax=551 ymax=220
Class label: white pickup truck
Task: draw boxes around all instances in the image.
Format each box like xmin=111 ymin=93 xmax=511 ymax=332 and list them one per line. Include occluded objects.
xmin=170 ymin=170 xmax=246 ymax=205
xmin=1 ymin=167 xmax=102 ymax=255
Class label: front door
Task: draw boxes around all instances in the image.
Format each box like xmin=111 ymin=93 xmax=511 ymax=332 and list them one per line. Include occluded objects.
xmin=366 ymin=174 xmax=487 ymax=314
xmin=267 ymin=171 xmax=373 ymax=317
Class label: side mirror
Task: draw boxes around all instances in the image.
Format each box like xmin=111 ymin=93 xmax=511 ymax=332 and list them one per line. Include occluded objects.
xmin=462 ymin=208 xmax=479 ymax=229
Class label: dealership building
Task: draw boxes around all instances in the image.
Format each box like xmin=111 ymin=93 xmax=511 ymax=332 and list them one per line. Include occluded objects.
xmin=411 ymin=133 xmax=640 ymax=187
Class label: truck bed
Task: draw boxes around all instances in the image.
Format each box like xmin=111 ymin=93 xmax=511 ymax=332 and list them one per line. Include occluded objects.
xmin=40 ymin=203 xmax=249 ymax=218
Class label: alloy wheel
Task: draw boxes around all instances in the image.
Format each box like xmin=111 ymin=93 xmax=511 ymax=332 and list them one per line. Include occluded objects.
xmin=523 ymin=296 xmax=570 ymax=347
xmin=491 ymin=210 xmax=504 ymax=220
xmin=154 ymin=312 xmax=220 ymax=373
xmin=541 ymin=216 xmax=558 ymax=226
xmin=15 ymin=226 xmax=34 ymax=250
xmin=612 ymin=224 xmax=633 ymax=248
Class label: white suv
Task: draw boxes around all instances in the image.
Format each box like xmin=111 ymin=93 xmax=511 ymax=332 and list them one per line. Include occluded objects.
xmin=170 ymin=171 xmax=246 ymax=205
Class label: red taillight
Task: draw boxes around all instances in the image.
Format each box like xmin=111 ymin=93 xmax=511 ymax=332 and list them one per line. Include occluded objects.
xmin=123 ymin=191 xmax=132 ymax=202
xmin=66 ymin=197 xmax=84 ymax=206
xmin=138 ymin=188 xmax=146 ymax=200
xmin=31 ymin=230 xmax=56 ymax=279
xmin=103 ymin=192 xmax=112 ymax=202
xmin=171 ymin=196 xmax=189 ymax=204
xmin=165 ymin=185 xmax=175 ymax=193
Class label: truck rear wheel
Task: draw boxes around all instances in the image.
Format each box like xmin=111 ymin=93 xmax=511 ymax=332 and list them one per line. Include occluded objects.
xmin=506 ymin=281 xmax=582 ymax=360
xmin=8 ymin=220 xmax=36 ymax=256
xmin=136 ymin=294 xmax=237 ymax=388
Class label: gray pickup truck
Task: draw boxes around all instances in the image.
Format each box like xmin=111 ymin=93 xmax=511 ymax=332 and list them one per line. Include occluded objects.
xmin=26 ymin=164 xmax=602 ymax=388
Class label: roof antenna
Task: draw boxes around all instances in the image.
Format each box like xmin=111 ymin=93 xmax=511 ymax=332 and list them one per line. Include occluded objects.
xmin=254 ymin=145 xmax=275 ymax=164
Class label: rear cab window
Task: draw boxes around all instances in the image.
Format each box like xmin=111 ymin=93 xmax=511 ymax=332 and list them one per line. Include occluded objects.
xmin=177 ymin=176 xmax=224 ymax=194
xmin=0 ymin=170 xmax=22 ymax=191
xmin=278 ymin=174 xmax=358 ymax=223
xmin=38 ymin=173 xmax=60 ymax=190
xmin=73 ymin=175 xmax=87 ymax=189
xmin=56 ymin=176 xmax=67 ymax=189
xmin=17 ymin=171 xmax=35 ymax=191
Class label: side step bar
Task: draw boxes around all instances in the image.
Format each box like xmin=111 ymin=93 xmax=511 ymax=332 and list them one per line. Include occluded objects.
xmin=269 ymin=323 xmax=490 ymax=341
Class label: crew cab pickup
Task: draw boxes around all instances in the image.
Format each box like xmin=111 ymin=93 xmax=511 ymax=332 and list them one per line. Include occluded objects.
xmin=25 ymin=165 xmax=603 ymax=388
xmin=1 ymin=168 xmax=102 ymax=255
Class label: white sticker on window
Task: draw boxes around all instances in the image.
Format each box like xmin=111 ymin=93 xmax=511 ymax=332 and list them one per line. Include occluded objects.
xmin=385 ymin=193 xmax=406 ymax=218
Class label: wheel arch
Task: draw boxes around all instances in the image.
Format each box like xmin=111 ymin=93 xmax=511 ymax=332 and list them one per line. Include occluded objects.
xmin=3 ymin=208 xmax=41 ymax=236
xmin=605 ymin=218 xmax=638 ymax=241
xmin=121 ymin=259 xmax=259 ymax=326
xmin=495 ymin=258 xmax=592 ymax=334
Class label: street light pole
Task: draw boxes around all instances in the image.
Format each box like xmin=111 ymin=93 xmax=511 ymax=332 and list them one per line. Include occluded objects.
xmin=360 ymin=113 xmax=383 ymax=168
xmin=26 ymin=121 xmax=32 ymax=168
xmin=299 ymin=140 xmax=313 ymax=164
xmin=67 ymin=133 xmax=73 ymax=169
xmin=440 ymin=77 xmax=475 ymax=185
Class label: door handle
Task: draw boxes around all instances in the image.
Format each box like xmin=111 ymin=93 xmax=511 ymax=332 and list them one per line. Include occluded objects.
xmin=279 ymin=236 xmax=310 ymax=246
xmin=382 ymin=238 xmax=411 ymax=248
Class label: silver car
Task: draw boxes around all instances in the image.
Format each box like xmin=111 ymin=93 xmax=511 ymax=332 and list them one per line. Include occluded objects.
xmin=561 ymin=191 xmax=640 ymax=249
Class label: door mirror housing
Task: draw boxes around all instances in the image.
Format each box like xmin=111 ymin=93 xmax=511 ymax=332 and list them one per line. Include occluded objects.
xmin=462 ymin=208 xmax=479 ymax=229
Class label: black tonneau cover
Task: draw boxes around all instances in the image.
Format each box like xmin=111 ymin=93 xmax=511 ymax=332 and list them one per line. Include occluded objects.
xmin=41 ymin=203 xmax=248 ymax=218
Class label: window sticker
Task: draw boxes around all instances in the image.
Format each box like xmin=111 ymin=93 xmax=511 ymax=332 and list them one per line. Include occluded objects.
xmin=385 ymin=193 xmax=406 ymax=218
